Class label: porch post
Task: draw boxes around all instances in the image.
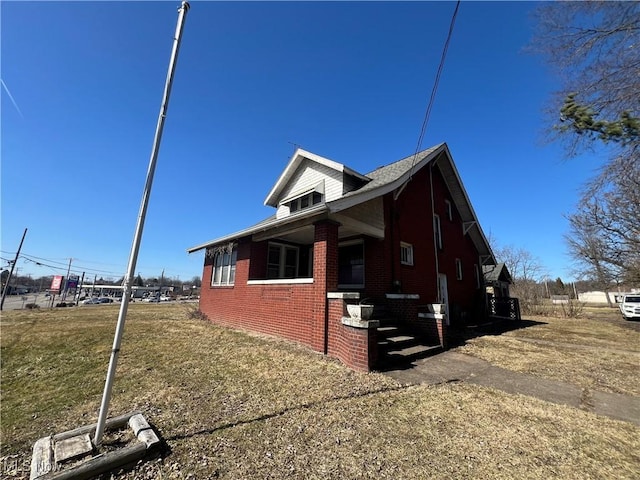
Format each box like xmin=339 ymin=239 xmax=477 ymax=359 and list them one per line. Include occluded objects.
xmin=313 ymin=220 xmax=339 ymax=353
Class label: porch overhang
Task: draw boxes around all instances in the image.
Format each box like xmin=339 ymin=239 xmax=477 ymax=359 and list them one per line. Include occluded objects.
xmin=188 ymin=202 xmax=385 ymax=253
xmin=186 ymin=205 xmax=328 ymax=253
xmin=253 ymin=211 xmax=384 ymax=244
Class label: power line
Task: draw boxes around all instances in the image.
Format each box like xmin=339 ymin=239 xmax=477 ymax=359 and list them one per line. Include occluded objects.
xmin=408 ymin=0 xmax=461 ymax=178
xmin=6 ymin=251 xmax=126 ymax=276
xmin=19 ymin=253 xmax=126 ymax=277
xmin=7 ymin=250 xmax=200 ymax=281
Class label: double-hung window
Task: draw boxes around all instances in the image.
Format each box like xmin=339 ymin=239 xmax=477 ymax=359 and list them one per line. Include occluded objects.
xmin=400 ymin=242 xmax=414 ymax=266
xmin=211 ymin=246 xmax=237 ymax=286
xmin=445 ymin=200 xmax=453 ymax=221
xmin=434 ymin=214 xmax=442 ymax=249
xmin=267 ymin=243 xmax=299 ymax=279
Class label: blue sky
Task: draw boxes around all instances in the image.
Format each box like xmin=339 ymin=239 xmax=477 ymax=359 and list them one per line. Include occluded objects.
xmin=2 ymin=1 xmax=607 ymax=284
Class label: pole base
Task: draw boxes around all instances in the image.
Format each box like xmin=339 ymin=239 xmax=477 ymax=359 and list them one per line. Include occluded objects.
xmin=30 ymin=411 xmax=160 ymax=480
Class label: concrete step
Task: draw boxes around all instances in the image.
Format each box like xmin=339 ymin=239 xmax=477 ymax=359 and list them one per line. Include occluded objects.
xmin=386 ymin=335 xmax=415 ymax=343
xmin=378 ymin=334 xmax=418 ymax=350
xmin=377 ymin=326 xmax=400 ymax=335
xmin=377 ymin=343 xmax=443 ymax=370
xmin=375 ymin=317 xmax=399 ymax=327
xmin=387 ymin=344 xmax=440 ymax=357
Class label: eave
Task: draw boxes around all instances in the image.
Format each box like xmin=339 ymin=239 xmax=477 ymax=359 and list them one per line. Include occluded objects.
xmin=186 ymin=204 xmax=328 ymax=254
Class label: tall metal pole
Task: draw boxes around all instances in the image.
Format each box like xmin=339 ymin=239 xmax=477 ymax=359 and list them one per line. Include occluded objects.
xmin=94 ymin=1 xmax=190 ymax=446
xmin=61 ymin=258 xmax=73 ymax=302
xmin=75 ymin=272 xmax=86 ymax=306
xmin=0 ymin=228 xmax=27 ymax=311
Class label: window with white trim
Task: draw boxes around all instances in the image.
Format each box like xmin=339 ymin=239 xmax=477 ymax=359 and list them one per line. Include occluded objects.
xmin=434 ymin=214 xmax=442 ymax=249
xmin=400 ymin=242 xmax=414 ymax=266
xmin=456 ymin=258 xmax=463 ymax=280
xmin=267 ymin=243 xmax=299 ymax=279
xmin=445 ymin=199 xmax=453 ymax=221
xmin=287 ymin=191 xmax=323 ymax=213
xmin=211 ymin=246 xmax=237 ymax=286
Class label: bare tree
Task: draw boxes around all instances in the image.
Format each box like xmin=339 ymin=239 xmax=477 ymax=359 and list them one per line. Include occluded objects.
xmin=566 ymin=157 xmax=640 ymax=288
xmin=493 ymin=244 xmax=547 ymax=314
xmin=531 ymin=1 xmax=640 ymax=286
xmin=531 ymin=1 xmax=640 ymax=153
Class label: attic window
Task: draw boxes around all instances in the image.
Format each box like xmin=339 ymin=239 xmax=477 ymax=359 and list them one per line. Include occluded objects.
xmin=288 ymin=191 xmax=323 ymax=213
xmin=445 ymin=200 xmax=453 ymax=221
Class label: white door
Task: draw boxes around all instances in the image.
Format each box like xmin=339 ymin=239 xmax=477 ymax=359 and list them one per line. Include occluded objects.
xmin=438 ymin=273 xmax=450 ymax=324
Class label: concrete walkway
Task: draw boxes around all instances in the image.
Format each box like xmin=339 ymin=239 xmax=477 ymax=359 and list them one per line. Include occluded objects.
xmin=385 ymin=351 xmax=640 ymax=426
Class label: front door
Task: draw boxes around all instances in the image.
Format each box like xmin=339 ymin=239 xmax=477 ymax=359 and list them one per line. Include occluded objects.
xmin=438 ymin=273 xmax=450 ymax=325
xmin=338 ymin=241 xmax=364 ymax=289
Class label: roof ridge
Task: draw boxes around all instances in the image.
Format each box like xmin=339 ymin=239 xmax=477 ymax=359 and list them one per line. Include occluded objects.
xmin=365 ymin=143 xmax=444 ymax=176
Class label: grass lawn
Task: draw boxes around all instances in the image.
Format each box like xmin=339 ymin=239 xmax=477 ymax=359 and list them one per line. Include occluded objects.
xmin=458 ymin=310 xmax=640 ymax=396
xmin=1 ymin=303 xmax=639 ymax=479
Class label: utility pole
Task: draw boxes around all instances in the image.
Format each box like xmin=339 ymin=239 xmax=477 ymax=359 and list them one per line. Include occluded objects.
xmin=0 ymin=228 xmax=27 ymax=311
xmin=61 ymin=258 xmax=73 ymax=302
xmin=75 ymin=272 xmax=86 ymax=306
xmin=94 ymin=0 xmax=190 ymax=446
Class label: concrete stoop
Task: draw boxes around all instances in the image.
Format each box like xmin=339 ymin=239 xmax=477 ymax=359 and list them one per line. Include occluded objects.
xmin=377 ymin=323 xmax=443 ymax=369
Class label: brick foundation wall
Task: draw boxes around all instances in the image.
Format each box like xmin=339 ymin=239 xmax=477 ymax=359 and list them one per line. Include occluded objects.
xmin=326 ymin=298 xmax=378 ymax=371
xmin=412 ymin=315 xmax=447 ymax=347
xmin=386 ymin=297 xmax=419 ymax=327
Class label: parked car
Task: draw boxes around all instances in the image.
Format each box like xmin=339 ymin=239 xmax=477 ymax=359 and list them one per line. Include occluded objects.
xmin=143 ymin=296 xmax=160 ymax=303
xmin=98 ymin=298 xmax=114 ymax=304
xmin=619 ymin=295 xmax=640 ymax=320
xmin=159 ymin=295 xmax=171 ymax=302
xmin=82 ymin=298 xmax=102 ymax=305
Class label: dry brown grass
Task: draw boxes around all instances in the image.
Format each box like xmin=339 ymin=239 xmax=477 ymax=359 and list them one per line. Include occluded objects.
xmin=458 ymin=314 xmax=640 ymax=396
xmin=2 ymin=304 xmax=639 ymax=479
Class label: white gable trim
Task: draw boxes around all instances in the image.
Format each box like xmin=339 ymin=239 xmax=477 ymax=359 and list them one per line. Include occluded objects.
xmin=264 ymin=148 xmax=369 ymax=207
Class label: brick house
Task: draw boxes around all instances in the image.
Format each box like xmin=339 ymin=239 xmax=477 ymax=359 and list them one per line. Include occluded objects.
xmin=188 ymin=143 xmax=497 ymax=371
